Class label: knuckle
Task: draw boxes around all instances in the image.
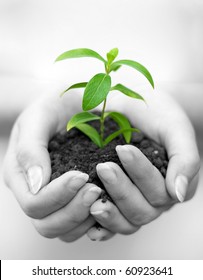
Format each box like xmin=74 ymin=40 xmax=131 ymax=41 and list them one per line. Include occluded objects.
xmin=150 ymin=195 xmax=170 ymax=207
xmin=68 ymin=213 xmax=83 ymax=226
xmin=59 ymin=235 xmax=79 ymax=243
xmin=184 ymin=154 xmax=201 ymax=177
xmin=113 ymin=190 xmax=129 ymax=203
xmin=16 ymin=149 xmax=29 ymax=166
xmin=185 ymin=174 xmax=200 ymax=201
xmin=120 ymin=226 xmax=141 ymax=235
xmin=22 ymin=201 xmax=34 ymax=217
xmin=32 ymin=220 xmax=56 ymax=239
xmin=49 ymin=193 xmax=68 ymax=209
xmin=2 ymin=167 xmax=11 ymax=189
xmin=143 ymin=164 xmax=155 ymax=179
xmin=2 ymin=156 xmax=17 ymax=190
xmin=21 ymin=198 xmax=39 ymax=218
xmin=191 ymin=156 xmax=201 ymax=174
xmin=130 ymin=212 xmax=155 ymax=226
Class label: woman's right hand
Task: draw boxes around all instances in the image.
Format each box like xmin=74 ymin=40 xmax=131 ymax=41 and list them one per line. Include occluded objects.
xmin=3 ymin=92 xmax=102 ymax=242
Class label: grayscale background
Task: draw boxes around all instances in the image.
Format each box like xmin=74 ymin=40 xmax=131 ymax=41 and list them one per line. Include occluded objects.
xmin=0 ymin=0 xmax=203 ymax=259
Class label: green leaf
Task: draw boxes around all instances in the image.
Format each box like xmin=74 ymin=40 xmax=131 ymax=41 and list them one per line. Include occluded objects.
xmin=111 ymin=64 xmax=122 ymax=72
xmin=55 ymin=48 xmax=106 ymax=63
xmin=111 ymin=84 xmax=145 ymax=101
xmin=61 ymin=82 xmax=87 ymax=96
xmin=104 ymin=128 xmax=139 ymax=146
xmin=107 ymin=48 xmax=119 ymax=65
xmin=110 ymin=59 xmax=154 ymax=88
xmin=76 ymin=123 xmax=102 ymax=148
xmin=104 ymin=111 xmax=133 ymax=143
xmin=82 ymin=73 xmax=111 ymax=111
xmin=67 ymin=112 xmax=100 ymax=131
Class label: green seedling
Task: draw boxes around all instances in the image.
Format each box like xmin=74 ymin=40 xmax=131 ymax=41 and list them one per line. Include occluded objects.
xmin=55 ymin=48 xmax=154 ymax=148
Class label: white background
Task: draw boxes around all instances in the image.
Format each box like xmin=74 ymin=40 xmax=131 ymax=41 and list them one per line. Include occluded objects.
xmin=0 ymin=0 xmax=203 ymax=259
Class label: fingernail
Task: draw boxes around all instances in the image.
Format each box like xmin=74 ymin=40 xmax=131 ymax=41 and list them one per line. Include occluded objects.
xmin=27 ymin=166 xmax=43 ymax=194
xmin=96 ymin=163 xmax=117 ymax=184
xmin=91 ymin=210 xmax=108 ymax=219
xmin=87 ymin=228 xmax=103 ymax=241
xmin=91 ymin=238 xmax=102 ymax=241
xmin=175 ymin=175 xmax=188 ymax=202
xmin=90 ymin=237 xmax=102 ymax=241
xmin=116 ymin=145 xmax=133 ymax=163
xmin=69 ymin=173 xmax=89 ymax=190
xmin=83 ymin=186 xmax=102 ymax=206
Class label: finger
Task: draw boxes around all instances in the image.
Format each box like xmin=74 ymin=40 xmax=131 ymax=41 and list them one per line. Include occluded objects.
xmin=14 ymin=104 xmax=59 ymax=193
xmin=90 ymin=199 xmax=140 ymax=234
xmin=59 ymin=216 xmax=96 ymax=243
xmin=163 ymin=117 xmax=200 ymax=202
xmin=96 ymin=162 xmax=161 ymax=226
xmin=32 ymin=184 xmax=102 ymax=238
xmin=116 ymin=145 xmax=172 ymax=206
xmin=87 ymin=226 xmax=115 ymax=241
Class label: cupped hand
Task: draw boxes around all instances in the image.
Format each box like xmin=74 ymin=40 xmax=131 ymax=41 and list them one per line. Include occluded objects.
xmin=3 ymin=92 xmax=102 ymax=242
xmin=87 ymin=90 xmax=200 ymax=241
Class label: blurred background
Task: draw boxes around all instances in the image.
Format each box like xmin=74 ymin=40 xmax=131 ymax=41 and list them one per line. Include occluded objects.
xmin=0 ymin=0 xmax=203 ymax=259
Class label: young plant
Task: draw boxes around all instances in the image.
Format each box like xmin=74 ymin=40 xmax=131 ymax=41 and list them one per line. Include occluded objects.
xmin=55 ymin=48 xmax=154 ymax=148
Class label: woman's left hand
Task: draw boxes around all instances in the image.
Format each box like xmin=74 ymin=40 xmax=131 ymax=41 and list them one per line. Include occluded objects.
xmin=87 ymin=91 xmax=200 ymax=241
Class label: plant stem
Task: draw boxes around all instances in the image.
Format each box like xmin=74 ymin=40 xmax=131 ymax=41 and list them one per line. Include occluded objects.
xmin=100 ymin=98 xmax=107 ymax=144
xmin=99 ymin=64 xmax=110 ymax=146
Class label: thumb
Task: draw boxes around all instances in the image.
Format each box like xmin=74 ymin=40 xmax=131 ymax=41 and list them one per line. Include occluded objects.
xmin=14 ymin=103 xmax=58 ymax=194
xmin=166 ymin=153 xmax=200 ymax=202
xmin=164 ymin=119 xmax=200 ymax=202
xmin=17 ymin=144 xmax=52 ymax=195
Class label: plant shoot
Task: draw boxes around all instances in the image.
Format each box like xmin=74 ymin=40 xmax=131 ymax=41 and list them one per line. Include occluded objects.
xmin=55 ymin=48 xmax=154 ymax=148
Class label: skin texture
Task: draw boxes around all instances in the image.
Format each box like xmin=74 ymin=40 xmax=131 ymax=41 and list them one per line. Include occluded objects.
xmin=3 ymin=89 xmax=200 ymax=242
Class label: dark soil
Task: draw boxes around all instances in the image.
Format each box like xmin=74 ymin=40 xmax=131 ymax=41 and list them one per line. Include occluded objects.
xmin=48 ymin=117 xmax=168 ymax=199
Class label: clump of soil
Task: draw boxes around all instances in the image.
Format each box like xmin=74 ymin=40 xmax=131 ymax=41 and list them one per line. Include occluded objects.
xmin=48 ymin=117 xmax=168 ymax=196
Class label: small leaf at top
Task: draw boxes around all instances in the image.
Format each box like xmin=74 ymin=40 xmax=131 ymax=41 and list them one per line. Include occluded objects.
xmin=67 ymin=112 xmax=100 ymax=131
xmin=104 ymin=111 xmax=133 ymax=143
xmin=82 ymin=73 xmax=111 ymax=111
xmin=111 ymin=64 xmax=122 ymax=72
xmin=55 ymin=48 xmax=106 ymax=63
xmin=111 ymin=84 xmax=145 ymax=101
xmin=110 ymin=59 xmax=154 ymax=88
xmin=107 ymin=48 xmax=119 ymax=65
xmin=76 ymin=123 xmax=102 ymax=148
xmin=61 ymin=82 xmax=87 ymax=96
